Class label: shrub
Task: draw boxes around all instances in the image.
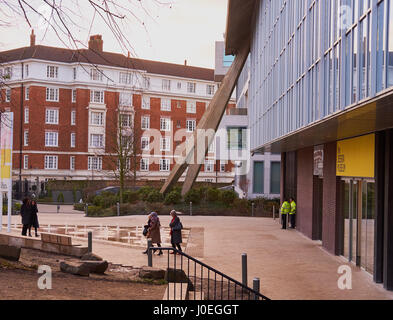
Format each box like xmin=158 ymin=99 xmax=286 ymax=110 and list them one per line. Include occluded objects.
xmin=220 ymin=190 xmax=237 ymax=206
xmin=164 ymin=190 xmax=182 ymax=205
xmin=146 ymin=190 xmax=163 ymax=203
xmin=123 ymin=191 xmax=139 ymax=204
xmin=146 ymin=202 xmax=165 ymax=214
xmin=57 ymin=192 xmax=64 ymax=203
xmin=87 ymin=205 xmax=104 ymax=216
xmin=73 ymin=203 xmax=85 ymax=211
xmin=206 ymin=188 xmax=221 ymax=202
xmin=138 ymin=186 xmax=155 ymax=201
xmin=184 ymin=188 xmax=201 ymax=205
xmin=14 ymin=203 xmax=21 ymax=212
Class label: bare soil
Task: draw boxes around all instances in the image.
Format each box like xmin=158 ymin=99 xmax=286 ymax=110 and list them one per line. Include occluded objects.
xmin=0 ymin=248 xmax=166 ymax=300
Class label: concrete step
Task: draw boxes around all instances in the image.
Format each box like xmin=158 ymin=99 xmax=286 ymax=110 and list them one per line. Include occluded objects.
xmin=188 ymin=291 xmax=205 ymax=300
xmin=162 ymin=283 xmax=188 ymax=300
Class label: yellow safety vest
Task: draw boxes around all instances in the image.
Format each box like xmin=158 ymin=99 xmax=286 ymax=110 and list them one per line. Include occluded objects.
xmin=290 ymin=201 xmax=297 ymax=215
xmin=281 ymin=201 xmax=290 ymax=215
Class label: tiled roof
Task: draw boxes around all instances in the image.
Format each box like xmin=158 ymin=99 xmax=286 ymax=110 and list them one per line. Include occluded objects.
xmin=0 ymin=45 xmax=215 ymax=81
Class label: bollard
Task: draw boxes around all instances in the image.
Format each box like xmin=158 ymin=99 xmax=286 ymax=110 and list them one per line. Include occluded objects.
xmin=88 ymin=231 xmax=93 ymax=253
xmin=117 ymin=202 xmax=120 ymax=217
xmin=253 ymin=278 xmax=260 ymax=300
xmin=252 ymin=203 xmax=255 ymax=217
xmin=273 ymin=205 xmax=276 ymax=220
xmin=190 ymin=202 xmax=192 ymax=216
xmin=242 ymin=253 xmax=248 ymax=287
xmin=147 ymin=238 xmax=153 ymax=267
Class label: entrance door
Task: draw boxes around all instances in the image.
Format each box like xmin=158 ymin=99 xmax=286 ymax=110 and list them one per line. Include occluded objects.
xmin=342 ymin=179 xmax=375 ymax=274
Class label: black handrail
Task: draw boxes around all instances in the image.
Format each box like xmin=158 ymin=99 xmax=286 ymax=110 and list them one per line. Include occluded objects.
xmin=148 ymin=247 xmax=270 ymax=300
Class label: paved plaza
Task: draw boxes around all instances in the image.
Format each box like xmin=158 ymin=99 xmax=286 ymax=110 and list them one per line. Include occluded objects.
xmin=2 ymin=204 xmax=393 ymax=300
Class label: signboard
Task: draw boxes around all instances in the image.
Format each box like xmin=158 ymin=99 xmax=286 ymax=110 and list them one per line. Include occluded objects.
xmin=336 ymin=134 xmax=375 ymax=178
xmin=313 ymin=145 xmax=324 ymax=177
xmin=0 ymin=112 xmax=14 ymax=232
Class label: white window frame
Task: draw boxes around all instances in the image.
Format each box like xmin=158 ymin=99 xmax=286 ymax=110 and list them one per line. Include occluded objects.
xmin=24 ymin=155 xmax=29 ymax=170
xmin=90 ymin=68 xmax=103 ymax=81
xmin=25 ymin=64 xmax=29 ymax=77
xmin=46 ymin=65 xmax=58 ymax=79
xmin=24 ymin=107 xmax=29 ymax=124
xmin=88 ymin=156 xmax=102 ymax=171
xmin=5 ymin=89 xmax=10 ymax=102
xmin=220 ymin=160 xmax=227 ymax=173
xmin=119 ymin=72 xmax=133 ymax=84
xmin=186 ymin=119 xmax=196 ymax=133
xmin=160 ymin=137 xmax=171 ymax=151
xmin=45 ymin=131 xmax=58 ymax=147
xmin=119 ymin=92 xmax=133 ymax=106
xmin=160 ymin=118 xmax=171 ymax=132
xmin=71 ymin=110 xmax=76 ymax=126
xmin=90 ymin=134 xmax=104 ymax=148
xmin=141 ymin=137 xmax=150 ymax=151
xmin=45 ymin=155 xmax=58 ymax=170
xmin=206 ymin=84 xmax=215 ymax=95
xmin=45 ymin=109 xmax=59 ymax=124
xmin=186 ymin=101 xmax=196 ymax=114
xmin=73 ymin=67 xmax=77 ymax=80
xmin=142 ymin=96 xmax=150 ymax=109
xmin=90 ymin=90 xmax=104 ymax=104
xmin=120 ymin=114 xmax=132 ymax=128
xmin=70 ymin=156 xmax=75 ymax=171
xmin=140 ymin=158 xmax=149 ymax=172
xmin=161 ymin=98 xmax=171 ymax=111
xmin=71 ymin=133 xmax=76 ymax=148
xmin=46 ymin=88 xmax=59 ymax=102
xmin=24 ymin=130 xmax=29 ymax=146
xmin=25 ymin=87 xmax=30 ymax=100
xmin=177 ymin=82 xmax=182 ymax=90
xmin=162 ymin=79 xmax=171 ymax=91
xmin=72 ymin=89 xmax=77 ymax=103
xmin=187 ymin=82 xmax=196 ymax=93
xmin=141 ymin=116 xmax=150 ymax=130
xmin=204 ymin=160 xmax=215 ymax=173
xmin=159 ymin=159 xmax=170 ymax=172
xmin=90 ymin=112 xmax=104 ymax=126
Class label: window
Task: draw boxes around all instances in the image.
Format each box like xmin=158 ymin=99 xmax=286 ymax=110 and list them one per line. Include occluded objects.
xmin=45 ymin=132 xmax=58 ymax=147
xmin=144 ymin=77 xmax=150 ymax=89
xmin=88 ymin=156 xmax=102 ymax=170
xmin=177 ymin=82 xmax=182 ymax=90
xmin=25 ymin=87 xmax=30 ymax=100
xmin=90 ymin=134 xmax=104 ymax=148
xmin=141 ymin=137 xmax=150 ymax=151
xmin=25 ymin=65 xmax=29 ymax=77
xmin=90 ymin=68 xmax=103 ymax=81
xmin=119 ymin=72 xmax=132 ymax=84
xmin=206 ymin=84 xmax=215 ymax=95
xmin=71 ymin=133 xmax=76 ymax=148
xmin=72 ymin=89 xmax=77 ymax=103
xmin=46 ymin=66 xmax=58 ymax=78
xmin=141 ymin=116 xmax=150 ymax=130
xmin=142 ymin=96 xmax=150 ymax=109
xmin=160 ymin=159 xmax=170 ymax=172
xmin=204 ymin=160 xmax=214 ymax=173
xmin=24 ymin=130 xmax=29 ymax=146
xmin=161 ymin=98 xmax=171 ymax=111
xmin=176 ymin=120 xmax=181 ymax=128
xmin=45 ymin=109 xmax=59 ymax=124
xmin=270 ymin=162 xmax=281 ymax=194
xmin=187 ymin=82 xmax=196 ymax=93
xmin=253 ymin=162 xmax=264 ymax=194
xmin=70 ymin=156 xmax=75 ymax=171
xmin=90 ymin=112 xmax=104 ymax=125
xmin=227 ymin=127 xmax=247 ymax=150
xmin=176 ymin=101 xmax=182 ymax=109
xmin=162 ymin=79 xmax=171 ymax=91
xmin=24 ymin=108 xmax=29 ymax=124
xmin=119 ymin=92 xmax=132 ymax=106
xmin=3 ymin=66 xmax=12 ymax=79
xmin=160 ymin=137 xmax=171 ymax=151
xmin=5 ymin=89 xmax=10 ymax=102
xmin=120 ymin=114 xmax=132 ymax=128
xmin=73 ymin=68 xmax=77 ymax=80
xmin=186 ymin=101 xmax=196 ymax=113
xmin=220 ymin=160 xmax=227 ymax=172
xmin=24 ymin=155 xmax=29 ymax=170
xmin=46 ymin=88 xmax=59 ymax=102
xmin=71 ymin=110 xmax=76 ymax=125
xmin=186 ymin=119 xmax=196 ymax=132
xmin=45 ymin=156 xmax=58 ymax=170
xmin=90 ymin=90 xmax=104 ymax=103
xmin=160 ymin=118 xmax=171 ymax=132
xmin=140 ymin=158 xmax=149 ymax=172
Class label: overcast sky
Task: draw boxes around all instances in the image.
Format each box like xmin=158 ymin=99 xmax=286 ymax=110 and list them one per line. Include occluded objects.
xmin=0 ymin=0 xmax=228 ymax=69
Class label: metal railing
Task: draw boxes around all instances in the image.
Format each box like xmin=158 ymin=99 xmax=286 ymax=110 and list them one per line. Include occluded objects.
xmin=147 ymin=246 xmax=269 ymax=301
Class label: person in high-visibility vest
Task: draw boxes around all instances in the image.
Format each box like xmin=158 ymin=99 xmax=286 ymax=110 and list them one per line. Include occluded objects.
xmin=280 ymin=199 xmax=290 ymax=229
xmin=289 ymin=197 xmax=297 ymax=229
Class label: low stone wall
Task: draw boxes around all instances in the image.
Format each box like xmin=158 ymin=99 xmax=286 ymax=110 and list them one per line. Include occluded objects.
xmin=0 ymin=233 xmax=88 ymax=258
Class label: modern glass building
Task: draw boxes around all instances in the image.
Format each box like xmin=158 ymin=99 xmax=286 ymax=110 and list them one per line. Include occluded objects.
xmin=225 ymin=0 xmax=393 ymax=290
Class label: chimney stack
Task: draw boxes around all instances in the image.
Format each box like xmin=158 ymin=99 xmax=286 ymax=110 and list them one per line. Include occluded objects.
xmin=30 ymin=29 xmax=36 ymax=47
xmin=88 ymin=35 xmax=103 ymax=52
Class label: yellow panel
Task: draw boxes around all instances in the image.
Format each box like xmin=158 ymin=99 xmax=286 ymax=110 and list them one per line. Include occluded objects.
xmin=337 ymin=134 xmax=375 ymax=178
xmin=1 ymin=165 xmax=11 ymax=179
xmin=1 ymin=149 xmax=12 ymax=165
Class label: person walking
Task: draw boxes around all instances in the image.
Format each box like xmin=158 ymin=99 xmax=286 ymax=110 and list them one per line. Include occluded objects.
xmin=29 ymin=199 xmax=40 ymax=237
xmin=147 ymin=212 xmax=163 ymax=256
xmin=20 ymin=198 xmax=32 ymax=236
xmin=289 ymin=197 xmax=297 ymax=229
xmin=280 ymin=198 xmax=290 ymax=230
xmin=169 ymin=210 xmax=183 ymax=254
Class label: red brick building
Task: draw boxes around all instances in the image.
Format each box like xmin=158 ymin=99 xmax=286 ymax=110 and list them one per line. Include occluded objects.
xmin=0 ymin=32 xmax=235 ymax=195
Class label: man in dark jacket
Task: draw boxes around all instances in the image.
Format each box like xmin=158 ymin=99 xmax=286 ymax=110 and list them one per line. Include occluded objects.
xmin=20 ymin=198 xmax=31 ymax=236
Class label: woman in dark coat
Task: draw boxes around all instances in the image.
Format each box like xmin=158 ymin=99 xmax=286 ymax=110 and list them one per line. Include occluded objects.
xmin=29 ymin=200 xmax=39 ymax=237
xmin=20 ymin=198 xmax=31 ymax=236
xmin=169 ymin=210 xmax=183 ymax=254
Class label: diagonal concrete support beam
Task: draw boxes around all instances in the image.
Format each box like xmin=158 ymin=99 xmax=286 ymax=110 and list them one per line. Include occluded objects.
xmin=160 ymin=39 xmax=250 ymax=196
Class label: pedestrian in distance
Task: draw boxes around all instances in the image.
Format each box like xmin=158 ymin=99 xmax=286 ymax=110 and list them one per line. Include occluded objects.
xmin=20 ymin=197 xmax=32 ymax=236
xmin=147 ymin=212 xmax=163 ymax=256
xmin=289 ymin=197 xmax=297 ymax=229
xmin=29 ymin=199 xmax=40 ymax=237
xmin=280 ymin=198 xmax=290 ymax=230
xmin=169 ymin=210 xmax=183 ymax=254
